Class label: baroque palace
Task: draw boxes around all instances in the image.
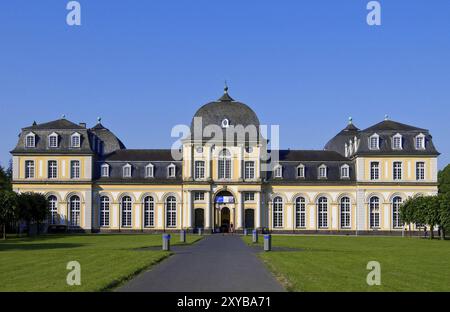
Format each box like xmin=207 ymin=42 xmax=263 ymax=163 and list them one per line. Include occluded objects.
xmin=11 ymin=88 xmax=440 ymax=234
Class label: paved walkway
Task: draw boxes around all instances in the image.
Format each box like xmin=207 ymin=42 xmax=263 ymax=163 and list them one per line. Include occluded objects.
xmin=118 ymin=235 xmax=285 ymax=292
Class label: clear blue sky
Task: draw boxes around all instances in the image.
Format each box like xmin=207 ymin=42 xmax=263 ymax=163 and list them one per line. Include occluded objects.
xmin=0 ymin=0 xmax=449 ymax=168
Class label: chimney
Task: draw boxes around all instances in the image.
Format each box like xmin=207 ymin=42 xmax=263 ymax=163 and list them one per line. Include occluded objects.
xmin=79 ymin=122 xmax=86 ymax=128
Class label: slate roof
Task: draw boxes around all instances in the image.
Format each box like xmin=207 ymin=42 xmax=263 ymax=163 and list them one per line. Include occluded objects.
xmin=104 ymin=149 xmax=180 ymax=162
xmin=190 ymin=89 xmax=261 ymax=142
xmin=23 ymin=119 xmax=85 ymax=130
xmin=324 ymin=119 xmax=439 ymax=157
xmin=275 ymin=149 xmax=349 ymax=161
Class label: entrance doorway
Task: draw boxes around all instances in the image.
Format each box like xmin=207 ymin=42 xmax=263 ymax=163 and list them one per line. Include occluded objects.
xmin=220 ymin=207 xmax=230 ymax=233
xmin=194 ymin=208 xmax=204 ymax=229
xmin=245 ymin=209 xmax=255 ymax=229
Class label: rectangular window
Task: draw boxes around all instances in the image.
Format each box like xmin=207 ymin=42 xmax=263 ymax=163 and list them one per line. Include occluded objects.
xmin=319 ymin=166 xmax=327 ymax=179
xmin=48 ymin=160 xmax=57 ymax=179
xmin=194 ymin=161 xmax=205 ymax=179
xmin=244 ymin=161 xmax=255 ymax=179
xmin=70 ymin=160 xmax=80 ymax=179
xmin=297 ymin=165 xmax=305 ymax=178
xmin=194 ymin=192 xmax=205 ymax=201
xmin=25 ymin=160 xmax=34 ymax=179
xmin=274 ymin=166 xmax=282 ymax=178
xmin=145 ymin=165 xmax=154 ymax=178
xmin=71 ymin=135 xmax=80 ymax=148
xmin=101 ymin=165 xmax=109 ymax=177
xmin=123 ymin=166 xmax=131 ymax=177
xmin=416 ymin=162 xmax=425 ymax=180
xmin=168 ymin=165 xmax=176 ymax=177
xmin=244 ymin=192 xmax=255 ymax=201
xmin=370 ymin=162 xmax=380 ymax=180
xmin=341 ymin=166 xmax=349 ymax=178
xmin=369 ymin=136 xmax=379 ymax=150
xmin=25 ymin=135 xmax=35 ymax=148
xmin=49 ymin=135 xmax=58 ymax=148
xmin=415 ymin=136 xmax=425 ymax=149
xmin=393 ymin=136 xmax=402 ymax=149
xmin=393 ymin=162 xmax=402 ymax=180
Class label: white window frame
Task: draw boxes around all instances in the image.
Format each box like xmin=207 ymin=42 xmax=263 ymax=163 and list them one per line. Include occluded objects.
xmin=273 ymin=164 xmax=283 ymax=178
xmin=48 ymin=195 xmax=58 ymax=225
xmin=145 ymin=163 xmax=154 ymax=178
xmin=244 ymin=192 xmax=255 ymax=202
xmin=392 ymin=133 xmax=403 ymax=150
xmin=317 ymin=197 xmax=328 ymax=228
xmin=369 ymin=133 xmax=380 ymax=150
xmin=318 ymin=164 xmax=327 ymax=179
xmin=123 ymin=163 xmax=132 ymax=178
xmin=71 ymin=132 xmax=81 ymax=148
xmin=244 ymin=161 xmax=255 ymax=179
xmin=194 ymin=192 xmax=205 ymax=201
xmin=70 ymin=160 xmax=80 ymax=179
xmin=369 ymin=196 xmax=380 ymax=229
xmin=167 ymin=163 xmax=176 ymax=178
xmin=393 ymin=161 xmax=403 ymax=181
xmin=166 ymin=196 xmax=177 ymax=228
xmin=416 ymin=161 xmax=425 ymax=181
xmin=370 ymin=161 xmax=380 ymax=180
xmin=100 ymin=196 xmax=110 ymax=227
xmin=143 ymin=196 xmax=155 ymax=228
xmin=194 ymin=161 xmax=205 ymax=180
xmin=48 ymin=160 xmax=58 ymax=179
xmin=25 ymin=132 xmax=36 ymax=148
xmin=415 ymin=133 xmax=426 ymax=150
xmin=25 ymin=160 xmax=35 ymax=179
xmin=48 ymin=132 xmax=59 ymax=148
xmin=218 ymin=149 xmax=232 ymax=180
xmin=340 ymin=197 xmax=351 ymax=229
xmin=101 ymin=163 xmax=110 ymax=177
xmin=296 ymin=164 xmax=305 ymax=178
xmin=340 ymin=164 xmax=350 ymax=179
xmin=121 ymin=196 xmax=132 ymax=227
xmin=272 ymin=197 xmax=283 ymax=228
xmin=295 ymin=197 xmax=306 ymax=228
xmin=392 ymin=196 xmax=403 ymax=229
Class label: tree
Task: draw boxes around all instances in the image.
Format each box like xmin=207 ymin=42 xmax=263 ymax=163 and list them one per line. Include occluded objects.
xmin=422 ymin=195 xmax=440 ymax=239
xmin=439 ymin=164 xmax=450 ymax=196
xmin=0 ymin=190 xmax=18 ymax=239
xmin=16 ymin=192 xmax=49 ymax=236
xmin=0 ymin=164 xmax=12 ymax=191
xmin=438 ymin=193 xmax=450 ymax=239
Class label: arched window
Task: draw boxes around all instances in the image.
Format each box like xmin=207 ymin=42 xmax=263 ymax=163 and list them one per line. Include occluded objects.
xmin=100 ymin=196 xmax=110 ymax=227
xmin=218 ymin=149 xmax=231 ymax=179
xmin=69 ymin=195 xmax=80 ymax=226
xmin=392 ymin=196 xmax=403 ymax=228
xmin=166 ymin=196 xmax=177 ymax=228
xmin=144 ymin=196 xmax=155 ymax=227
xmin=48 ymin=195 xmax=58 ymax=224
xmin=340 ymin=197 xmax=351 ymax=229
xmin=317 ymin=197 xmax=328 ymax=228
xmin=295 ymin=197 xmax=306 ymax=228
xmin=369 ymin=196 xmax=380 ymax=229
xmin=48 ymin=132 xmax=59 ymax=148
xmin=121 ymin=196 xmax=132 ymax=227
xmin=273 ymin=196 xmax=283 ymax=228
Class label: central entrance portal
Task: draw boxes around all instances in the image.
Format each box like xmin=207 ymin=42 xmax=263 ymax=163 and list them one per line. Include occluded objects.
xmin=220 ymin=207 xmax=230 ymax=233
xmin=214 ymin=190 xmax=235 ymax=233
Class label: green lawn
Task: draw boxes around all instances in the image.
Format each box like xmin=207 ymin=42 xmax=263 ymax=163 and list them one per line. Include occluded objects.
xmin=243 ymin=235 xmax=450 ymax=292
xmin=0 ymin=234 xmax=201 ymax=292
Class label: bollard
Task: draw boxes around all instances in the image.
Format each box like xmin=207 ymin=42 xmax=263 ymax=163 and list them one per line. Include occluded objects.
xmin=264 ymin=234 xmax=271 ymax=252
xmin=243 ymin=228 xmax=248 ymax=236
xmin=180 ymin=230 xmax=186 ymax=243
xmin=198 ymin=228 xmax=203 ymax=236
xmin=252 ymin=229 xmax=258 ymax=243
xmin=162 ymin=234 xmax=171 ymax=251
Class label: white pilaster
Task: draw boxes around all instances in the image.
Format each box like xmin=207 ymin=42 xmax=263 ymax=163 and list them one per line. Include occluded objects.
xmin=205 ymin=191 xmax=211 ymax=229
xmin=256 ymin=192 xmax=261 ymax=229
xmin=187 ymin=191 xmax=193 ymax=228
xmin=237 ymin=192 xmax=243 ymax=228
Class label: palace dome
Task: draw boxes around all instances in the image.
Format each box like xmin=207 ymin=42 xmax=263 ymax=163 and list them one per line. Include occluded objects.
xmin=190 ymin=87 xmax=260 ymax=139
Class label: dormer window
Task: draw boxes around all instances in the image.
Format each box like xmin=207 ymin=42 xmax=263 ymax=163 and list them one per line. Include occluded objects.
xmin=340 ymin=164 xmax=350 ymax=179
xmin=48 ymin=132 xmax=59 ymax=148
xmin=25 ymin=132 xmax=36 ymax=148
xmin=274 ymin=164 xmax=283 ymax=178
xmin=318 ymin=164 xmax=327 ymax=179
xmin=296 ymin=164 xmax=305 ymax=178
xmin=415 ymin=133 xmax=426 ymax=150
xmin=145 ymin=163 xmax=154 ymax=178
xmin=369 ymin=133 xmax=379 ymax=150
xmin=71 ymin=132 xmax=81 ymax=148
xmin=392 ymin=133 xmax=402 ymax=150
xmin=101 ymin=163 xmax=110 ymax=177
xmin=123 ymin=163 xmax=132 ymax=178
xmin=168 ymin=163 xmax=176 ymax=178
